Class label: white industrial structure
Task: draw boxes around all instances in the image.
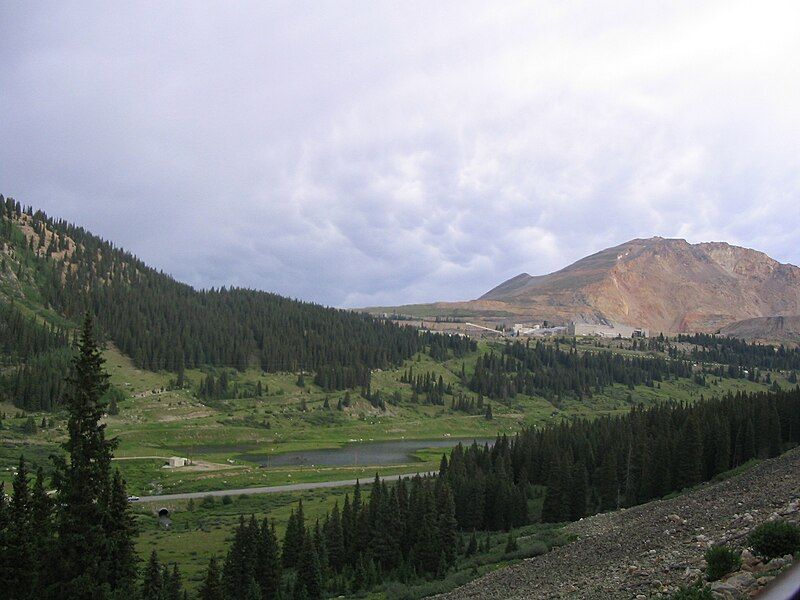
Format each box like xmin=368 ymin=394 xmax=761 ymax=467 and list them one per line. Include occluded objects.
xmin=567 ymin=320 xmax=648 ymax=338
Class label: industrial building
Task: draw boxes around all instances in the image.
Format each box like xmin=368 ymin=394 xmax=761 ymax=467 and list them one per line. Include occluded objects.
xmin=567 ymin=320 xmax=648 ymax=338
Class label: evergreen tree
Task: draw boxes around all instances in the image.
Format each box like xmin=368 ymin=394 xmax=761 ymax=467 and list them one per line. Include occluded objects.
xmin=141 ymin=551 xmax=163 ymax=600
xmin=256 ymin=519 xmax=282 ymax=600
xmin=199 ymin=558 xmax=224 ymax=600
xmin=164 ymin=564 xmax=183 ymax=600
xmin=49 ymin=313 xmax=135 ymax=599
xmin=102 ymin=469 xmax=138 ymax=594
xmin=596 ymin=452 xmax=619 ymax=512
xmin=6 ymin=456 xmax=34 ymax=600
xmin=293 ymin=532 xmax=322 ymax=600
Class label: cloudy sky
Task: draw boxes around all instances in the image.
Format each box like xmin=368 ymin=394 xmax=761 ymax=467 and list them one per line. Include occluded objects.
xmin=2 ymin=1 xmax=799 ymax=307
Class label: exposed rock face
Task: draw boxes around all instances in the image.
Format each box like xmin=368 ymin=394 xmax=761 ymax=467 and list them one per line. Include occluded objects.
xmin=468 ymin=237 xmax=800 ymax=333
xmin=720 ymin=315 xmax=800 ymax=344
xmin=435 ymin=447 xmax=800 ymax=600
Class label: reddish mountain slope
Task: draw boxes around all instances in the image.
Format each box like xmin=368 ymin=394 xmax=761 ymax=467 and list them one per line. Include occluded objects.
xmin=460 ymin=237 xmax=800 ymax=333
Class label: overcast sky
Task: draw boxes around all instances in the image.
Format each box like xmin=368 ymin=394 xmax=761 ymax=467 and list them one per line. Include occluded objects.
xmin=2 ymin=1 xmax=799 ymax=307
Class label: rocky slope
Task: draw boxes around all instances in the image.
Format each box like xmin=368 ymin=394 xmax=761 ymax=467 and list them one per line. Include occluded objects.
xmin=402 ymin=238 xmax=800 ymax=334
xmin=482 ymin=238 xmax=800 ymax=333
xmin=720 ymin=315 xmax=800 ymax=344
xmin=438 ymin=447 xmax=800 ymax=599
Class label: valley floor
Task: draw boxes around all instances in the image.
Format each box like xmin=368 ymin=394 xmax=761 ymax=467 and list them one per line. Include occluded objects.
xmin=437 ymin=448 xmax=800 ymax=599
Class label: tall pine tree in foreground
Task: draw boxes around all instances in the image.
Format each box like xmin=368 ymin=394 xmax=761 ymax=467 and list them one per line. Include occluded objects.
xmin=48 ymin=313 xmax=138 ymax=599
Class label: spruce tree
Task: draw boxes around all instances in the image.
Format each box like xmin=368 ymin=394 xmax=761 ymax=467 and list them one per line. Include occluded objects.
xmin=6 ymin=456 xmax=34 ymax=600
xmin=324 ymin=503 xmax=344 ymax=572
xmin=29 ymin=466 xmax=52 ymax=597
xmin=164 ymin=563 xmax=183 ymax=600
xmin=102 ymin=469 xmax=138 ymax=593
xmin=293 ymin=532 xmax=322 ymax=600
xmin=49 ymin=313 xmax=134 ymax=599
xmin=199 ymin=558 xmax=224 ymax=600
xmin=141 ymin=550 xmax=163 ymax=600
xmin=257 ymin=519 xmax=282 ymax=600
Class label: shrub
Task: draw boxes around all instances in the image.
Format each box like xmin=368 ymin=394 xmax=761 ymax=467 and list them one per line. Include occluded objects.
xmin=748 ymin=520 xmax=800 ymax=560
xmin=200 ymin=495 xmax=216 ymax=508
xmin=705 ymin=545 xmax=741 ymax=581
xmin=503 ymin=541 xmax=548 ymax=561
xmin=221 ymin=495 xmax=233 ymax=505
xmin=670 ymin=584 xmax=714 ymax=599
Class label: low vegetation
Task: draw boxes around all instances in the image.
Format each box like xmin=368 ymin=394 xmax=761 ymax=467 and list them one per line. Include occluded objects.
xmin=748 ymin=520 xmax=800 ymax=560
xmin=704 ymin=545 xmax=741 ymax=581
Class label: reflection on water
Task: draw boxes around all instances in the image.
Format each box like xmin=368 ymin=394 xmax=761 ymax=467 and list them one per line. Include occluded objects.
xmin=239 ymin=438 xmax=495 ymax=468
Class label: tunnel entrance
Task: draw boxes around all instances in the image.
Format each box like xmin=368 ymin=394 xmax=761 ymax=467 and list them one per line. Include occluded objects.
xmin=158 ymin=508 xmax=170 ymax=518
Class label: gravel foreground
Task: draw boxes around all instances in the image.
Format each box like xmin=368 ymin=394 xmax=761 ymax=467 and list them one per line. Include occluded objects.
xmin=437 ymin=448 xmax=800 ymax=599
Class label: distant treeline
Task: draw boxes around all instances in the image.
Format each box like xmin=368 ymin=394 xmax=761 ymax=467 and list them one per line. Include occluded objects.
xmin=468 ymin=340 xmax=694 ymax=401
xmin=448 ymin=386 xmax=800 ymax=527
xmin=676 ymin=333 xmax=800 ymax=371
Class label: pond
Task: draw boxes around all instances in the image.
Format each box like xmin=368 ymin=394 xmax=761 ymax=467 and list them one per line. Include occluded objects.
xmin=238 ymin=438 xmax=495 ymax=468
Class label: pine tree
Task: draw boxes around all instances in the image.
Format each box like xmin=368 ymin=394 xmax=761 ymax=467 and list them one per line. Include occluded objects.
xmin=283 ymin=501 xmax=305 ymax=568
xmin=324 ymin=503 xmax=345 ymax=573
xmin=29 ymin=466 xmax=52 ymax=597
xmin=47 ymin=313 xmax=136 ymax=599
xmin=164 ymin=563 xmax=183 ymax=600
xmin=141 ymin=550 xmax=163 ymax=600
xmin=257 ymin=519 xmax=282 ymax=600
xmin=569 ymin=461 xmax=589 ymax=520
xmin=199 ymin=558 xmax=224 ymax=600
xmin=465 ymin=530 xmax=478 ymax=556
xmin=674 ymin=415 xmax=703 ymax=489
xmin=293 ymin=532 xmax=322 ymax=600
xmin=596 ymin=451 xmax=619 ymax=512
xmin=102 ymin=469 xmax=138 ymax=593
xmin=504 ymin=531 xmax=518 ymax=553
xmin=436 ymin=484 xmax=459 ymax=568
xmin=6 ymin=456 xmax=34 ymax=599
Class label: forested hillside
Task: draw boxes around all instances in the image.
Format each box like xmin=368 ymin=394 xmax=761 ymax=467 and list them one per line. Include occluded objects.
xmin=469 ymin=339 xmax=694 ymax=401
xmin=0 ymin=195 xmax=422 ymax=407
xmin=205 ymin=385 xmax=800 ymax=599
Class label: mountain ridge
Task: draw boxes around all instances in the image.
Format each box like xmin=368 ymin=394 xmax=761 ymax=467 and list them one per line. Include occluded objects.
xmin=384 ymin=236 xmax=800 ymax=334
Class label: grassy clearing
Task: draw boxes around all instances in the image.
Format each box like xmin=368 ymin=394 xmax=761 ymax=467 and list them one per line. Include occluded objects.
xmin=2 ymin=339 xmax=788 ymax=493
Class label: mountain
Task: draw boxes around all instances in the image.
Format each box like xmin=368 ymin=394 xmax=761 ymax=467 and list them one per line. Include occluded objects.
xmin=0 ymin=194 xmax=422 ymax=409
xmin=393 ymin=237 xmax=800 ymax=334
xmin=720 ymin=315 xmax=800 ymax=343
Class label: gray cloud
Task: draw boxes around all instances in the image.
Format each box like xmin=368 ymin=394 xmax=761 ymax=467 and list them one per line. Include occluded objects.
xmin=2 ymin=1 xmax=799 ymax=307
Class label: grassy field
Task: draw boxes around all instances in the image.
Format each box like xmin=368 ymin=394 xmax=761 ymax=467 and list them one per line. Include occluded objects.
xmin=0 ymin=339 xmax=787 ymax=495
xmin=1 ymin=336 xmax=794 ymax=596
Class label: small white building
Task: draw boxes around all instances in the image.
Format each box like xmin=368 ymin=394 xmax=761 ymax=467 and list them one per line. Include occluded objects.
xmin=166 ymin=456 xmax=188 ymax=468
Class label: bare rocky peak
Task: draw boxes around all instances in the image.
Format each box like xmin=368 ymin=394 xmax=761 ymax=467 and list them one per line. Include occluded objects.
xmin=474 ymin=237 xmax=800 ymax=333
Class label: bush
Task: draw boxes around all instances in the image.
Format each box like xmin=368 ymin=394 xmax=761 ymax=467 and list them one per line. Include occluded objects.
xmin=200 ymin=495 xmax=216 ymax=508
xmin=221 ymin=495 xmax=233 ymax=505
xmin=670 ymin=584 xmax=714 ymax=599
xmin=503 ymin=541 xmax=548 ymax=561
xmin=748 ymin=520 xmax=800 ymax=560
xmin=705 ymin=545 xmax=741 ymax=581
